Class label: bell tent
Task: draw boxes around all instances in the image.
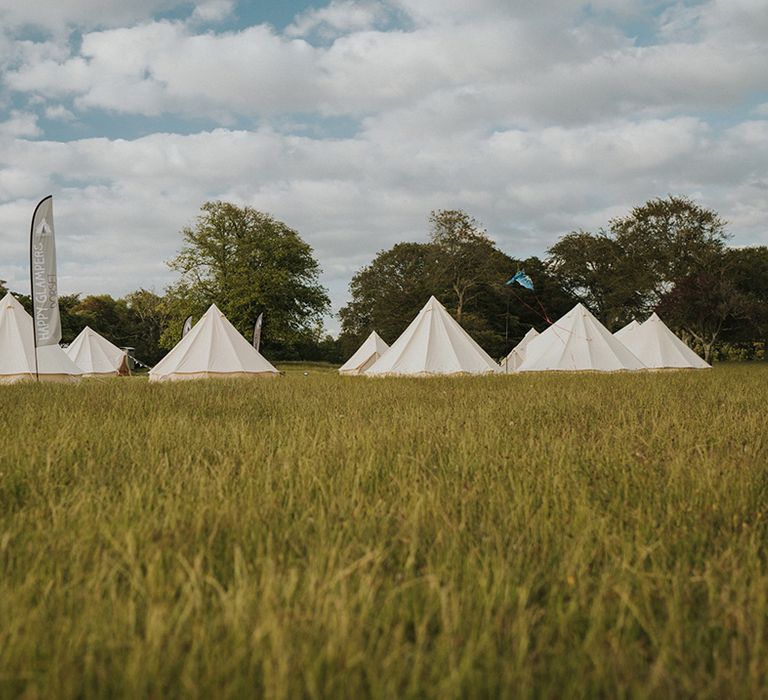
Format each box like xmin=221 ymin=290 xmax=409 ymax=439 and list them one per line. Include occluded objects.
xmin=501 ymin=327 xmax=539 ymax=373
xmin=66 ymin=326 xmax=130 ymax=376
xmin=516 ymin=303 xmax=646 ymax=372
xmin=618 ymin=312 xmax=710 ymax=369
xmin=149 ymin=304 xmax=279 ymax=382
xmin=0 ymin=293 xmax=82 ymax=383
xmin=614 ymin=319 xmax=640 ymax=343
xmin=365 ymin=296 xmax=500 ymax=376
xmin=339 ymin=331 xmax=389 ymax=375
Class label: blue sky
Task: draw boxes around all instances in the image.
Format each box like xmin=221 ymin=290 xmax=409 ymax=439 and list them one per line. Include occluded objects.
xmin=0 ymin=0 xmax=766 ymax=334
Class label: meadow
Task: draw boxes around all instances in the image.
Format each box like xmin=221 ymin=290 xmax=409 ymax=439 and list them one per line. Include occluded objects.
xmin=1 ymin=364 xmax=767 ymax=698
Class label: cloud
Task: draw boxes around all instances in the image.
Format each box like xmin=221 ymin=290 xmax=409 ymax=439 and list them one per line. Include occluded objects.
xmin=5 ymin=2 xmax=766 ymax=128
xmin=0 ymin=111 xmax=41 ymax=138
xmin=190 ymin=0 xmax=235 ymax=25
xmin=286 ymin=0 xmax=387 ymax=38
xmin=44 ymin=104 xmax=76 ymax=121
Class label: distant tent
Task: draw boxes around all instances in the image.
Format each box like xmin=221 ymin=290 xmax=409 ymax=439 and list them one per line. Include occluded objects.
xmin=517 ymin=303 xmax=646 ymax=372
xmin=501 ymin=327 xmax=539 ymax=373
xmin=339 ymin=331 xmax=389 ymax=375
xmin=149 ymin=303 xmax=279 ymax=382
xmin=619 ymin=312 xmax=710 ymax=369
xmin=366 ymin=296 xmax=500 ymax=376
xmin=66 ymin=326 xmax=130 ymax=377
xmin=0 ymin=292 xmax=82 ymax=383
xmin=614 ymin=319 xmax=640 ymax=343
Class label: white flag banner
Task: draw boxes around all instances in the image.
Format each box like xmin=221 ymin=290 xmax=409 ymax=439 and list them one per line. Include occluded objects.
xmin=30 ymin=195 xmax=61 ymax=347
xmin=182 ymin=315 xmax=193 ymax=337
xmin=253 ymin=312 xmax=263 ymax=351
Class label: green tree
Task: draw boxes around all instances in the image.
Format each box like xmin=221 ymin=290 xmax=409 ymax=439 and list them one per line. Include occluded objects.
xmin=428 ymin=209 xmax=500 ymax=323
xmin=548 ymin=230 xmax=643 ymax=328
xmin=0 ymin=279 xmax=7 ymax=296
xmin=656 ymin=268 xmax=745 ymax=362
xmin=165 ymin=202 xmax=330 ymax=358
xmin=549 ymin=196 xmax=730 ymax=329
xmin=610 ymin=195 xmax=729 ymax=306
xmin=123 ymin=289 xmax=172 ymax=365
xmin=338 ymin=242 xmax=434 ymax=353
xmin=338 ymin=211 xmax=571 ymax=360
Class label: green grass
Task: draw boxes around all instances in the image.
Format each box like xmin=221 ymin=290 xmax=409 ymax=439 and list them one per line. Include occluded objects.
xmin=1 ymin=365 xmax=767 ymax=698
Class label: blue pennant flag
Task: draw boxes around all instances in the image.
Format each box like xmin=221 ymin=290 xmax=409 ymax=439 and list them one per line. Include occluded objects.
xmin=506 ymin=270 xmax=534 ymax=290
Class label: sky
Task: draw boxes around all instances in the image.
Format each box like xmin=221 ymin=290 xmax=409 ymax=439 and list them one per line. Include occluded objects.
xmin=0 ymin=0 xmax=766 ymax=334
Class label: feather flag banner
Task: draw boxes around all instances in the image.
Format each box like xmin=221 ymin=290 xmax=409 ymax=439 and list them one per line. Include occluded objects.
xmin=30 ymin=195 xmax=61 ymax=347
xmin=253 ymin=313 xmax=263 ymax=352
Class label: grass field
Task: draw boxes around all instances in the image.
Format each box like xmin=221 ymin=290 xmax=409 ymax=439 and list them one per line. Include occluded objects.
xmin=1 ymin=364 xmax=767 ymax=698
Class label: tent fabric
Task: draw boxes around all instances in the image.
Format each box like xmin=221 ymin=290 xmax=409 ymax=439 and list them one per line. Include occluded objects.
xmin=149 ymin=303 xmax=279 ymax=382
xmin=517 ymin=303 xmax=646 ymax=372
xmin=501 ymin=327 xmax=539 ymax=373
xmin=614 ymin=319 xmax=640 ymax=343
xmin=66 ymin=326 xmax=130 ymax=376
xmin=619 ymin=312 xmax=710 ymax=369
xmin=366 ymin=296 xmax=500 ymax=376
xmin=0 ymin=292 xmax=82 ymax=383
xmin=339 ymin=331 xmax=389 ymax=375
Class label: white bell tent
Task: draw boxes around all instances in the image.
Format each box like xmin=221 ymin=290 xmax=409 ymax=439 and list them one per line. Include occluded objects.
xmin=614 ymin=319 xmax=640 ymax=343
xmin=501 ymin=327 xmax=539 ymax=373
xmin=339 ymin=331 xmax=389 ymax=375
xmin=365 ymin=296 xmax=500 ymax=376
xmin=517 ymin=303 xmax=646 ymax=372
xmin=66 ymin=326 xmax=130 ymax=376
xmin=0 ymin=293 xmax=82 ymax=383
xmin=149 ymin=304 xmax=279 ymax=382
xmin=618 ymin=312 xmax=710 ymax=369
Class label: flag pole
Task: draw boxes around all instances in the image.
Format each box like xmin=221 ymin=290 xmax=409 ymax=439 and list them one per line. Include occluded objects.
xmin=30 ymin=195 xmax=52 ymax=382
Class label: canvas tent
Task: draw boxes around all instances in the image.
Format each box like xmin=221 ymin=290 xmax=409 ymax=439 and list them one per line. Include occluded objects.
xmin=501 ymin=327 xmax=539 ymax=373
xmin=366 ymin=296 xmax=500 ymax=376
xmin=517 ymin=303 xmax=646 ymax=372
xmin=339 ymin=331 xmax=389 ymax=375
xmin=149 ymin=303 xmax=279 ymax=382
xmin=614 ymin=319 xmax=640 ymax=343
xmin=0 ymin=292 xmax=82 ymax=383
xmin=618 ymin=312 xmax=710 ymax=369
xmin=66 ymin=326 xmax=130 ymax=376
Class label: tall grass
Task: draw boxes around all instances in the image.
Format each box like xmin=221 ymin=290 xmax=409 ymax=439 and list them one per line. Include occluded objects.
xmin=1 ymin=365 xmax=767 ymax=698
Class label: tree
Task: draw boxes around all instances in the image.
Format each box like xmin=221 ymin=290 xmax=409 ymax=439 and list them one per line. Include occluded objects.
xmin=69 ymin=295 xmax=133 ymax=344
xmin=610 ymin=195 xmax=729 ymax=307
xmin=123 ymin=289 xmax=172 ymax=365
xmin=428 ymin=209 xmax=498 ymax=323
xmin=0 ymin=280 xmax=6 ymax=296
xmin=339 ymin=210 xmax=572 ymax=360
xmin=656 ymin=267 xmax=746 ymax=363
xmin=548 ymin=230 xmax=644 ymax=328
xmin=338 ymin=242 xmax=434 ymax=353
xmin=721 ymin=247 xmax=768 ymax=345
xmin=165 ymin=202 xmax=330 ymax=358
xmin=548 ymin=196 xmax=731 ymax=329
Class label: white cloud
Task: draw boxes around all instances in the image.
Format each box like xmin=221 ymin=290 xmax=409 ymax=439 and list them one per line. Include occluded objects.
xmin=5 ymin=3 xmax=766 ymax=127
xmin=0 ymin=111 xmax=41 ymax=138
xmin=0 ymin=0 xmax=183 ymax=32
xmin=190 ymin=0 xmax=235 ymax=24
xmin=44 ymin=104 xmax=76 ymax=121
xmin=286 ymin=0 xmax=387 ymax=38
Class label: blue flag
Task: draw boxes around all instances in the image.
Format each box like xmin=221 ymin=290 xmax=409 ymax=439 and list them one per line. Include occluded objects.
xmin=506 ymin=270 xmax=534 ymax=290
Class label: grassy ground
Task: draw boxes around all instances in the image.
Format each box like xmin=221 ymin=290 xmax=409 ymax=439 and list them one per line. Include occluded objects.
xmin=1 ymin=365 xmax=767 ymax=698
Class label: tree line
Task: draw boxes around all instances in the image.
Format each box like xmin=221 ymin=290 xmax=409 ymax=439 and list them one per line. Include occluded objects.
xmin=2 ymin=197 xmax=766 ymax=365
